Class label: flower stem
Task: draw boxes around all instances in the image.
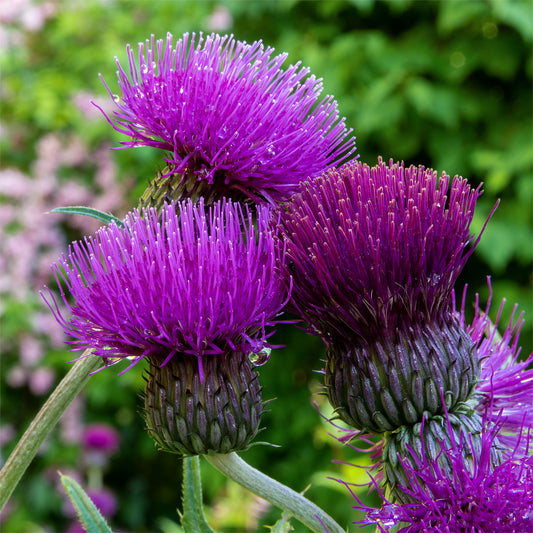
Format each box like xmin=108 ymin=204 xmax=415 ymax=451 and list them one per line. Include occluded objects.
xmin=205 ymin=452 xmax=344 ymax=533
xmin=0 ymin=351 xmax=100 ymax=513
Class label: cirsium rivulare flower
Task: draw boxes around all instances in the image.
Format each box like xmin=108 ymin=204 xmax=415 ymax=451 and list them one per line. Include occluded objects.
xmin=276 ymin=158 xmax=494 ymax=435
xmin=97 ymin=32 xmax=356 ymax=204
xmin=43 ymin=198 xmax=287 ymax=375
xmin=277 ymin=157 xmax=488 ymax=341
xmin=42 ymin=199 xmax=289 ymax=455
xmin=347 ymin=416 xmax=533 ymax=533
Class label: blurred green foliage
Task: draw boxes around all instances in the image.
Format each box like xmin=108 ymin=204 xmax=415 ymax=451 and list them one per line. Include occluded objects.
xmin=1 ymin=0 xmax=531 ymax=532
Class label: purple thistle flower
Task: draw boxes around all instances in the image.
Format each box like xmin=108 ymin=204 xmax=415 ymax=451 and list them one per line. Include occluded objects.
xmin=348 ymin=416 xmax=533 ymax=532
xmin=43 ymin=199 xmax=289 ymax=455
xmin=277 ymin=158 xmax=486 ymax=341
xmin=97 ymin=32 xmax=356 ymax=204
xmin=276 ymin=158 xmax=493 ymax=436
xmin=43 ymin=199 xmax=287 ymax=378
xmin=82 ymin=423 xmax=120 ymax=467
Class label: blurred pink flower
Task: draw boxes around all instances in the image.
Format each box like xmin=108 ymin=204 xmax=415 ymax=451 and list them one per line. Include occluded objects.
xmin=82 ymin=424 xmax=120 ymax=456
xmin=28 ymin=367 xmax=56 ymax=395
xmin=19 ymin=335 xmax=44 ymax=366
xmin=206 ymin=5 xmax=233 ymax=31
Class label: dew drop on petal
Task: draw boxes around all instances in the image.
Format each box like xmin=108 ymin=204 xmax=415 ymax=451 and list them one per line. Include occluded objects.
xmin=248 ymin=347 xmax=271 ymax=366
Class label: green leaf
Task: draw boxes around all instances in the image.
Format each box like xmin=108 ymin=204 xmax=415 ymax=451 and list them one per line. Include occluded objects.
xmin=51 ymin=206 xmax=124 ymax=227
xmin=60 ymin=473 xmax=112 ymax=533
xmin=180 ymin=457 xmax=215 ymax=533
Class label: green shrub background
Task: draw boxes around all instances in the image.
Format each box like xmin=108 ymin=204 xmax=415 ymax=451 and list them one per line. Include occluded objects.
xmin=1 ymin=1 xmax=531 ymax=531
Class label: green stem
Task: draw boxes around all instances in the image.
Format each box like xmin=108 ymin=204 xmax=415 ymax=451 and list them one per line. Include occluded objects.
xmin=0 ymin=351 xmax=100 ymax=512
xmin=205 ymin=452 xmax=344 ymax=533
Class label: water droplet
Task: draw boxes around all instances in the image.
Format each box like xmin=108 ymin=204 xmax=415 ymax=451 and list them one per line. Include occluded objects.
xmin=248 ymin=347 xmax=271 ymax=366
xmin=142 ymin=64 xmax=148 ymax=74
xmin=112 ymin=94 xmax=122 ymax=104
xmin=428 ymin=273 xmax=441 ymax=286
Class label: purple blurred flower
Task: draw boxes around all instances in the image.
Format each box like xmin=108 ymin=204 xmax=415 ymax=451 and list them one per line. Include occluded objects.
xmin=348 ymin=417 xmax=533 ymax=532
xmin=97 ymin=32 xmax=356 ymax=203
xmin=43 ymin=198 xmax=287 ymax=378
xmin=82 ymin=423 xmax=120 ymax=456
xmin=86 ymin=488 xmax=117 ymax=518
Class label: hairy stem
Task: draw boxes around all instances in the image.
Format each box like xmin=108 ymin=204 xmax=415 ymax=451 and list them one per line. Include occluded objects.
xmin=0 ymin=351 xmax=100 ymax=512
xmin=205 ymin=452 xmax=344 ymax=533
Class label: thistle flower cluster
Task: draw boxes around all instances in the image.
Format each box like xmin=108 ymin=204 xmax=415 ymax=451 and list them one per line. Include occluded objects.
xmin=46 ymin=31 xmax=358 ymax=458
xmin=43 ymin=30 xmax=533 ymax=530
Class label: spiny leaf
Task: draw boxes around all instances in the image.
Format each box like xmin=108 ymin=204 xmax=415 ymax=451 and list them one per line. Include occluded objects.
xmin=60 ymin=472 xmax=112 ymax=533
xmin=265 ymin=511 xmax=294 ymax=533
xmin=180 ymin=456 xmax=215 ymax=533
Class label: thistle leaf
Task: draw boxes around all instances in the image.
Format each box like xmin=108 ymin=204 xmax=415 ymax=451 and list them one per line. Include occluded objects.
xmin=60 ymin=473 xmax=112 ymax=533
xmin=51 ymin=206 xmax=124 ymax=227
xmin=265 ymin=511 xmax=294 ymax=532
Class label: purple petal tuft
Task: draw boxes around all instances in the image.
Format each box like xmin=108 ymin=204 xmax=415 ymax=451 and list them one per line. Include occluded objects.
xmin=42 ymin=199 xmax=288 ymax=372
xmin=98 ymin=32 xmax=357 ymax=203
xmin=277 ymin=158 xmax=485 ymax=341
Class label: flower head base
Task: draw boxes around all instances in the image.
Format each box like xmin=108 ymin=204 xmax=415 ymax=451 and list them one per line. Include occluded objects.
xmin=325 ymin=316 xmax=479 ymax=433
xmin=99 ymin=32 xmax=356 ymax=205
xmin=277 ymin=158 xmax=484 ymax=342
xmin=144 ymin=351 xmax=262 ymax=455
xmin=43 ymin=199 xmax=288 ymax=455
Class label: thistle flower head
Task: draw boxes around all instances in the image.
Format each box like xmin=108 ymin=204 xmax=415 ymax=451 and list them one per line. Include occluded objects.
xmin=98 ymin=32 xmax=356 ymax=204
xmin=277 ymin=158 xmax=488 ymax=433
xmin=43 ymin=198 xmax=287 ymax=378
xmin=43 ymin=199 xmax=288 ymax=455
xmin=277 ymin=158 xmax=484 ymax=342
xmin=350 ymin=419 xmax=533 ymax=532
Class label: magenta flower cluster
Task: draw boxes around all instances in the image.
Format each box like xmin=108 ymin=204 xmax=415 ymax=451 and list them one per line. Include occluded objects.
xmin=98 ymin=32 xmax=356 ymax=203
xmin=277 ymin=158 xmax=533 ymax=529
xmin=40 ymin=30 xmax=533 ymax=530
